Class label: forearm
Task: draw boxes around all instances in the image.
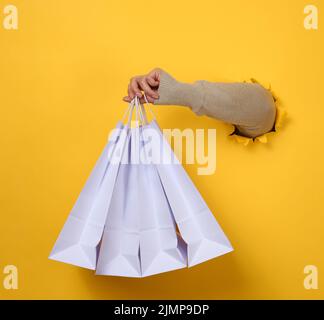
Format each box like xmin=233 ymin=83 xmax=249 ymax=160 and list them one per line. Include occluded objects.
xmin=154 ymin=70 xmax=276 ymax=138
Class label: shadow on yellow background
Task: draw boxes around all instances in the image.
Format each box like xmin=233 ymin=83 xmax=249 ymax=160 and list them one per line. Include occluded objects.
xmin=0 ymin=0 xmax=323 ymax=299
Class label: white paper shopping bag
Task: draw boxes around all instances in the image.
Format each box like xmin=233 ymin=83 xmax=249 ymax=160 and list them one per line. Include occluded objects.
xmin=146 ymin=120 xmax=233 ymax=267
xmin=138 ymin=126 xmax=187 ymax=277
xmin=96 ymin=127 xmax=142 ymax=277
xmin=49 ymin=122 xmax=129 ymax=269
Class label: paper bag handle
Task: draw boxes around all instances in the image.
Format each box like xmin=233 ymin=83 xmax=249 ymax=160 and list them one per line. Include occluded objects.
xmin=121 ymin=93 xmax=156 ymax=127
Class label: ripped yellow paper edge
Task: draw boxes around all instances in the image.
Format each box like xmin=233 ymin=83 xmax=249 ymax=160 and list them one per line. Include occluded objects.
xmin=230 ymin=78 xmax=287 ymax=146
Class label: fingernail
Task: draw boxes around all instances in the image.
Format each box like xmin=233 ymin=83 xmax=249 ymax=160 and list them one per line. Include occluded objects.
xmin=136 ymin=92 xmax=142 ymax=97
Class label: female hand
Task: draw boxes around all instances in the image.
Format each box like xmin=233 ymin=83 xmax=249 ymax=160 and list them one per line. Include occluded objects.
xmin=123 ymin=68 xmax=161 ymax=104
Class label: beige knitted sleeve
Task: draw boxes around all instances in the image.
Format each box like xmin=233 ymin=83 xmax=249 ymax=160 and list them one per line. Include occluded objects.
xmin=154 ymin=70 xmax=276 ymax=138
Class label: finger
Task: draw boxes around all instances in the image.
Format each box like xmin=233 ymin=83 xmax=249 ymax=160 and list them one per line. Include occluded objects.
xmin=146 ymin=75 xmax=159 ymax=87
xmin=123 ymin=96 xmax=131 ymax=102
xmin=148 ymin=68 xmax=161 ymax=82
xmin=139 ymin=78 xmax=159 ymax=99
xmin=128 ymin=83 xmax=135 ymax=99
xmin=139 ymin=95 xmax=155 ymax=104
xmin=130 ymin=77 xmax=143 ymax=98
xmin=128 ymin=78 xmax=141 ymax=98
xmin=147 ymin=69 xmax=160 ymax=86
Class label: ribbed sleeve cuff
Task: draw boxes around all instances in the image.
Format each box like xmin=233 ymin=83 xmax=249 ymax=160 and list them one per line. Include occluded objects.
xmin=154 ymin=70 xmax=204 ymax=114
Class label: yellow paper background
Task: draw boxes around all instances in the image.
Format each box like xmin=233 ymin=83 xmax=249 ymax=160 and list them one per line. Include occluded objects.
xmin=0 ymin=0 xmax=323 ymax=299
